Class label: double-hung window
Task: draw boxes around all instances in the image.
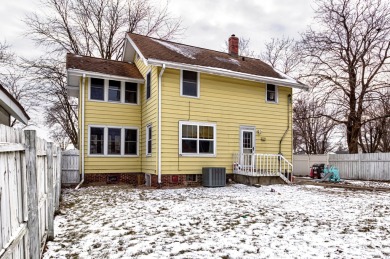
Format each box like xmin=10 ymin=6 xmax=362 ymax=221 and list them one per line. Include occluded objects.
xmin=89 ymin=126 xmax=138 ymax=156
xmin=90 ymin=78 xmax=105 ymax=101
xmin=125 ymin=82 xmax=138 ymax=104
xmin=108 ymin=80 xmax=121 ymax=102
xmin=146 ymin=72 xmax=151 ymax=100
xmin=89 ymin=77 xmax=138 ymax=104
xmin=181 ymin=70 xmax=199 ymax=97
xmin=266 ymin=84 xmax=278 ymax=103
xmin=146 ymin=124 xmax=152 ymax=156
xmin=179 ymin=121 xmax=216 ymax=156
xmin=107 ymin=128 xmax=121 ymax=155
xmin=124 ymin=129 xmax=137 ymax=155
xmin=90 ymin=127 xmax=104 ymax=154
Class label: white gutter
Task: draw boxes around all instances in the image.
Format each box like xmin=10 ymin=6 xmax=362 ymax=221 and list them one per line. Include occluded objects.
xmin=76 ymin=74 xmax=86 ymax=190
xmin=157 ymin=64 xmax=166 ymax=186
xmin=148 ymin=59 xmax=309 ymax=90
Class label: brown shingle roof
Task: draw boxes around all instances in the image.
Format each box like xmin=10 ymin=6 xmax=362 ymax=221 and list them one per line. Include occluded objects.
xmin=128 ymin=33 xmax=284 ymax=80
xmin=66 ymin=53 xmax=143 ymax=79
xmin=0 ymin=83 xmax=30 ymax=121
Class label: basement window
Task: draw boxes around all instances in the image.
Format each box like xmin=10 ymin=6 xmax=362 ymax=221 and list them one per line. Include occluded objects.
xmin=186 ymin=174 xmax=198 ymax=182
xmin=179 ymin=121 xmax=216 ymax=156
xmin=266 ymin=84 xmax=278 ymax=103
xmin=181 ymin=70 xmax=199 ymax=98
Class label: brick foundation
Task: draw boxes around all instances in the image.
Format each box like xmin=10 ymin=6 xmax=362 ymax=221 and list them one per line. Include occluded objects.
xmin=149 ymin=174 xmax=203 ymax=187
xmin=84 ymin=173 xmax=145 ymax=186
xmin=84 ymin=173 xmax=233 ymax=187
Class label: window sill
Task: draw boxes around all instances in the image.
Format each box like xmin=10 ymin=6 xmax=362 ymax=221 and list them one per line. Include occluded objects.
xmin=265 ymin=100 xmax=279 ymax=104
xmin=88 ymin=99 xmax=140 ymax=105
xmin=179 ymin=153 xmax=216 ymax=157
xmin=88 ymin=154 xmax=139 ymax=158
xmin=180 ymin=94 xmax=199 ymax=99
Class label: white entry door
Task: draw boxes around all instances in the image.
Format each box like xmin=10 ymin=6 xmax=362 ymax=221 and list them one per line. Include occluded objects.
xmin=240 ymin=127 xmax=256 ymax=167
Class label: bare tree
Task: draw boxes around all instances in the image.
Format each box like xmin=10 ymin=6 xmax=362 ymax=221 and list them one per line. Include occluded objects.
xmin=260 ymin=36 xmax=300 ymax=76
xmin=0 ymin=41 xmax=14 ymax=64
xmin=224 ymin=37 xmax=256 ymax=58
xmin=24 ymin=0 xmax=184 ymax=146
xmin=301 ymin=0 xmax=390 ymax=153
xmin=293 ymin=94 xmax=338 ymax=154
xmin=25 ymin=0 xmax=183 ymax=59
xmin=23 ymin=58 xmax=78 ymax=148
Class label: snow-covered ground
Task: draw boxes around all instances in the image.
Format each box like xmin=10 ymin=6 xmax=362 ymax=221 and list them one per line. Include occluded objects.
xmin=44 ymin=184 xmax=390 ymax=259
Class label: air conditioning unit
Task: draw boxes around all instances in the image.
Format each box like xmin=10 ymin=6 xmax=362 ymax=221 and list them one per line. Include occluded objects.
xmin=202 ymin=167 xmax=226 ymax=187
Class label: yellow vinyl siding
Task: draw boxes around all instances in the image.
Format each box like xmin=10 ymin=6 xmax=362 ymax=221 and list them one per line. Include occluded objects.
xmin=82 ymin=77 xmax=142 ymax=174
xmin=160 ymin=69 xmax=292 ymax=174
xmin=135 ymin=57 xmax=159 ymax=175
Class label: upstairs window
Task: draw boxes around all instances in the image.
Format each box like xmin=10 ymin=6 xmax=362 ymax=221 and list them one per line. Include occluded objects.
xmin=181 ymin=70 xmax=199 ymax=97
xmin=108 ymin=80 xmax=121 ymax=102
xmin=125 ymin=82 xmax=138 ymax=104
xmin=89 ymin=77 xmax=139 ymax=104
xmin=266 ymin=84 xmax=278 ymax=103
xmin=179 ymin=121 xmax=216 ymax=156
xmin=90 ymin=78 xmax=104 ymax=101
xmin=146 ymin=72 xmax=151 ymax=100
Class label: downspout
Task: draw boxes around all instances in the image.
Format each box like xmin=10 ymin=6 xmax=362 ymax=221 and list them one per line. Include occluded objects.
xmin=158 ymin=64 xmax=166 ymax=187
xmin=279 ymin=94 xmax=292 ymax=155
xmin=76 ymin=74 xmax=86 ymax=189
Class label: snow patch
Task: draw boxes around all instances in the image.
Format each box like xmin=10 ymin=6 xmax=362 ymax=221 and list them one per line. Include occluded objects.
xmin=43 ymin=184 xmax=390 ymax=259
xmin=215 ymin=57 xmax=241 ymax=66
xmin=152 ymin=39 xmax=200 ymax=59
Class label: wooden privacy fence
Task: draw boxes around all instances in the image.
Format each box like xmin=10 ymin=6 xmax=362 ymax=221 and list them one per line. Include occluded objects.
xmin=61 ymin=149 xmax=79 ymax=185
xmin=293 ymin=154 xmax=329 ymax=176
xmin=0 ymin=125 xmax=61 ymax=259
xmin=329 ymin=153 xmax=390 ymax=181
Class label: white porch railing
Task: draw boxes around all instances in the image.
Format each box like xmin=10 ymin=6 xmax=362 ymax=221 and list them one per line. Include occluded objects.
xmin=233 ymin=153 xmax=293 ymax=183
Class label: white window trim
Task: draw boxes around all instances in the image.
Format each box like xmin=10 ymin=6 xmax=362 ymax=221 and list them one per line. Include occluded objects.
xmin=88 ymin=77 xmax=140 ymax=105
xmin=146 ymin=70 xmax=152 ymax=101
xmin=180 ymin=70 xmax=200 ymax=98
xmin=88 ymin=125 xmax=139 ymax=157
xmin=266 ymin=84 xmax=278 ymax=104
xmin=179 ymin=121 xmax=216 ymax=157
xmin=146 ymin=124 xmax=152 ymax=156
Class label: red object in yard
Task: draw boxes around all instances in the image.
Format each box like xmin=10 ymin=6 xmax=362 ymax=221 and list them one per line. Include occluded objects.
xmin=310 ymin=167 xmax=314 ymax=178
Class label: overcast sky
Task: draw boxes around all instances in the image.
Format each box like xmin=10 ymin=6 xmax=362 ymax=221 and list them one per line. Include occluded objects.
xmin=0 ymin=0 xmax=315 ymax=58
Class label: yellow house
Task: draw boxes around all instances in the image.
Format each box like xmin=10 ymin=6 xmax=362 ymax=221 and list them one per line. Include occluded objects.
xmin=67 ymin=34 xmax=308 ymax=187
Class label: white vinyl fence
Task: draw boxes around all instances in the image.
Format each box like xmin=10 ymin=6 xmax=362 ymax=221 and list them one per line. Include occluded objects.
xmin=61 ymin=149 xmax=79 ymax=185
xmin=0 ymin=125 xmax=61 ymax=259
xmin=293 ymin=154 xmax=329 ymax=176
xmin=329 ymin=153 xmax=390 ymax=181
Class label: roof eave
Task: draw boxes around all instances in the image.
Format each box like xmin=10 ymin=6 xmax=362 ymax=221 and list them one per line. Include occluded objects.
xmin=147 ymin=59 xmax=309 ymax=90
xmin=0 ymin=89 xmax=29 ymax=125
xmin=67 ymin=68 xmax=145 ymax=84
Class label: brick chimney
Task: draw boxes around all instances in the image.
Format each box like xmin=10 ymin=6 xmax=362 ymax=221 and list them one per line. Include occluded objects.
xmin=228 ymin=34 xmax=239 ymax=57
